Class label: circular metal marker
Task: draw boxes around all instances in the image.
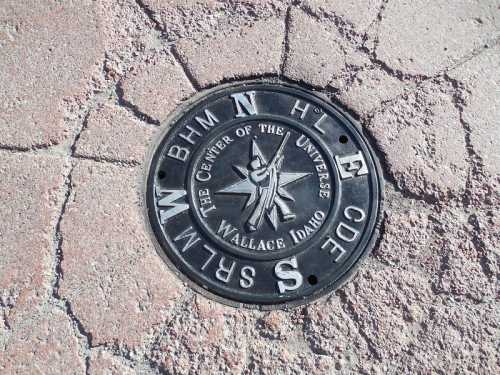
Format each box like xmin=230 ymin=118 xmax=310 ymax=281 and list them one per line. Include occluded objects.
xmin=145 ymin=81 xmax=383 ymax=309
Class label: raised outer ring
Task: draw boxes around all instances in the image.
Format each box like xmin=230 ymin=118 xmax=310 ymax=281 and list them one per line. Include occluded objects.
xmin=142 ymin=79 xmax=385 ymax=310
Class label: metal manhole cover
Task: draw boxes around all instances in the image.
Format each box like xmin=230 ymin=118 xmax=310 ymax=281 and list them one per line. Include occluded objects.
xmin=145 ymin=81 xmax=383 ymax=309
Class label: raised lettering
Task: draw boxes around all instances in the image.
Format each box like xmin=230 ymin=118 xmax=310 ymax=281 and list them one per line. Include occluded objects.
xmin=240 ymin=266 xmax=256 ymax=289
xmin=156 ymin=188 xmax=189 ymax=223
xmin=173 ymin=226 xmax=201 ymax=253
xmin=231 ymin=91 xmax=258 ymax=117
xmin=195 ymin=109 xmax=219 ymax=130
xmin=290 ymin=99 xmax=310 ymax=119
xmin=312 ymin=113 xmax=327 ymax=134
xmin=196 ymin=170 xmax=211 ymax=182
xmin=201 ymin=244 xmax=217 ymax=271
xmin=217 ymin=219 xmax=238 ymax=239
xmin=336 ymin=222 xmax=359 ymax=242
xmin=179 ymin=125 xmax=202 ymax=145
xmin=216 ymin=257 xmax=236 ymax=283
xmin=335 ymin=151 xmax=369 ymax=179
xmin=344 ymin=206 xmax=366 ymax=223
xmin=167 ymin=145 xmax=190 ymax=162
xmin=274 ymin=256 xmax=303 ymax=294
xmin=321 ymin=237 xmax=346 ymax=262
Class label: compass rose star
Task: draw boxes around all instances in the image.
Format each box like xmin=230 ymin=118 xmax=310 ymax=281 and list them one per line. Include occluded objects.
xmin=216 ymin=134 xmax=311 ymax=232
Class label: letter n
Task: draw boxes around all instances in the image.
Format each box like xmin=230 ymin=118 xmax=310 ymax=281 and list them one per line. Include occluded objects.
xmin=230 ymin=91 xmax=258 ymax=117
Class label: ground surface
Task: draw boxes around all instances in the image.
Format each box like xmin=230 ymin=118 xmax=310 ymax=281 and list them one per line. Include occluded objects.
xmin=0 ymin=1 xmax=499 ymax=374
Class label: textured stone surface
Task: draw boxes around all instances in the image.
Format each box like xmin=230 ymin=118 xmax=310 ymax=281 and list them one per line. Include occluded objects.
xmin=97 ymin=0 xmax=160 ymax=84
xmin=0 ymin=0 xmax=103 ymax=149
xmin=140 ymin=0 xmax=287 ymax=41
xmin=368 ymin=80 xmax=468 ymax=199
xmin=0 ymin=153 xmax=65 ymax=330
xmin=119 ymin=52 xmax=196 ymax=123
xmin=59 ymin=161 xmax=184 ymax=348
xmin=335 ymin=67 xmax=415 ymax=117
xmin=336 ymin=262 xmax=498 ymax=374
xmin=431 ymin=209 xmax=498 ymax=303
xmin=147 ymin=297 xmax=249 ymax=374
xmin=88 ymin=350 xmax=135 ymax=375
xmin=0 ymin=307 xmax=85 ymax=374
xmin=147 ymin=297 xmax=337 ymax=374
xmin=284 ymin=8 xmax=370 ymax=87
xmin=303 ymin=0 xmax=383 ymax=34
xmin=448 ymin=44 xmax=500 ymax=204
xmin=374 ymin=204 xmax=498 ymax=304
xmin=339 ymin=264 xmax=437 ymax=366
xmin=374 ymin=0 xmax=500 ymax=76
xmin=75 ymin=103 xmax=157 ymax=164
xmin=415 ymin=301 xmax=499 ymax=374
xmin=372 ymin=207 xmax=433 ymax=268
xmin=244 ymin=337 xmax=337 ymax=374
xmin=175 ymin=17 xmax=284 ymax=87
xmin=304 ymin=296 xmax=371 ymax=368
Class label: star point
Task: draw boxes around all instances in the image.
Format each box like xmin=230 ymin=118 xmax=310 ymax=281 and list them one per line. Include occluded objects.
xmin=215 ymin=137 xmax=311 ymax=231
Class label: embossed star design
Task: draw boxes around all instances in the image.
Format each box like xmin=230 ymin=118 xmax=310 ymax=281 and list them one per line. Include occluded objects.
xmin=216 ymin=138 xmax=310 ymax=231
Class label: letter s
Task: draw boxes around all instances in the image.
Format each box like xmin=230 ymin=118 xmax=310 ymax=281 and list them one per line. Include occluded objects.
xmin=274 ymin=257 xmax=303 ymax=294
xmin=240 ymin=266 xmax=256 ymax=289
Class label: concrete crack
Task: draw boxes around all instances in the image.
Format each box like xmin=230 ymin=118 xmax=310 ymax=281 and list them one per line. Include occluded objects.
xmin=135 ymin=0 xmax=164 ymax=34
xmin=300 ymin=2 xmax=363 ymax=44
xmin=47 ymin=162 xmax=94 ymax=374
xmin=43 ymin=94 xmax=104 ymax=373
xmin=0 ymin=143 xmax=54 ymax=153
xmin=300 ymin=1 xmax=433 ymax=85
xmin=445 ymin=36 xmax=500 ymax=76
xmin=363 ymin=0 xmax=388 ymax=40
xmin=73 ymin=154 xmax=141 ymax=167
xmin=116 ymin=83 xmax=161 ymax=125
xmin=62 ymin=98 xmax=143 ymax=164
xmin=441 ymin=73 xmax=486 ymax=209
xmin=467 ymin=213 xmax=495 ymax=280
xmin=427 ymin=209 xmax=494 ymax=304
xmin=51 ymin=167 xmax=73 ymax=297
xmin=365 ymin=0 xmax=389 ymax=56
xmin=279 ymin=6 xmax=293 ymax=77
xmin=370 ymin=211 xmax=390 ymax=263
xmin=170 ymin=46 xmax=201 ymax=91
xmin=369 ymin=56 xmax=432 ymax=82
xmin=69 ymin=111 xmax=91 ymax=156
xmin=358 ymin=115 xmax=441 ymax=206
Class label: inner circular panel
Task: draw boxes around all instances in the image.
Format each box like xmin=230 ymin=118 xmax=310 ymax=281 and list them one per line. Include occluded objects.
xmin=189 ymin=118 xmax=334 ymax=260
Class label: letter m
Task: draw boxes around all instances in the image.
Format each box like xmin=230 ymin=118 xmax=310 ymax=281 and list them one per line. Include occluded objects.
xmin=195 ymin=109 xmax=219 ymax=130
xmin=156 ymin=188 xmax=189 ymax=224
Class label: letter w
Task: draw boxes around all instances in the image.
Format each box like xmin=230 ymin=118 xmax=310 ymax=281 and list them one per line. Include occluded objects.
xmin=217 ymin=219 xmax=237 ymax=238
xmin=156 ymin=188 xmax=189 ymax=223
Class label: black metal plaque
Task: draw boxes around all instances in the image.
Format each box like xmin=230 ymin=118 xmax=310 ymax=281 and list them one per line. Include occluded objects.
xmin=145 ymin=81 xmax=383 ymax=308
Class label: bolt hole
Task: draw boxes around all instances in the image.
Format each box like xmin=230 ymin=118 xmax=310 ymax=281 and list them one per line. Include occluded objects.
xmin=307 ymin=275 xmax=318 ymax=285
xmin=339 ymin=135 xmax=348 ymax=144
xmin=158 ymin=170 xmax=166 ymax=179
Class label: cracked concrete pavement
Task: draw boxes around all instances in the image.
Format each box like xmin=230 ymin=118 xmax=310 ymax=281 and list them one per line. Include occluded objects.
xmin=0 ymin=0 xmax=498 ymax=374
